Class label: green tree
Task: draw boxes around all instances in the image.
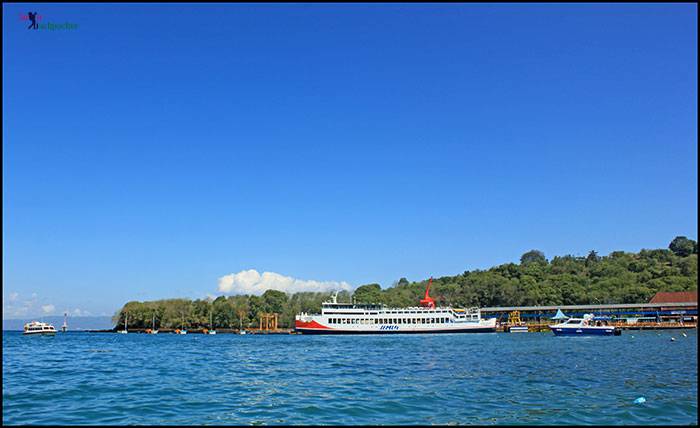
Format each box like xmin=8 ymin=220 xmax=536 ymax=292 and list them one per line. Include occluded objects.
xmin=669 ymin=236 xmax=697 ymax=257
xmin=262 ymin=289 xmax=288 ymax=314
xmin=520 ymin=250 xmax=546 ymax=266
xmin=353 ymin=283 xmax=382 ymax=303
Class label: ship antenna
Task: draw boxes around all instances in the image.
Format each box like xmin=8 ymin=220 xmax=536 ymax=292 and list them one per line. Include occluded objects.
xmin=332 ymin=291 xmax=339 ymax=304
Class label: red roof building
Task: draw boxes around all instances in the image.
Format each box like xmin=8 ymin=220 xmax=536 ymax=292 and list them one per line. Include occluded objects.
xmin=649 ymin=291 xmax=697 ymax=304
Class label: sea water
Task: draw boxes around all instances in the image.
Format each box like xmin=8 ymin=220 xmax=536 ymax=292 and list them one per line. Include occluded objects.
xmin=2 ymin=330 xmax=697 ymax=425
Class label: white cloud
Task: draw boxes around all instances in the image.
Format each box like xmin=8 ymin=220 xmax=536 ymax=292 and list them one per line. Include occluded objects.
xmin=9 ymin=292 xmax=19 ymax=302
xmin=217 ymin=269 xmax=352 ymax=296
xmin=41 ymin=304 xmax=55 ymax=314
xmin=70 ymin=308 xmax=91 ymax=316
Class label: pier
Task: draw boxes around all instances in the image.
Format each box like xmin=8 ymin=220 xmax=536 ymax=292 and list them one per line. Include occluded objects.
xmin=489 ymin=291 xmax=697 ymax=332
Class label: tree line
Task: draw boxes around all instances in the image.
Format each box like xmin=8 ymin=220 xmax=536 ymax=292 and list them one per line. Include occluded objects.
xmin=113 ymin=236 xmax=697 ymax=330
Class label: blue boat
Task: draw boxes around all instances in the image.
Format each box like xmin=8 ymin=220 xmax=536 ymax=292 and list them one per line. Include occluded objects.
xmin=549 ymin=314 xmax=620 ymax=336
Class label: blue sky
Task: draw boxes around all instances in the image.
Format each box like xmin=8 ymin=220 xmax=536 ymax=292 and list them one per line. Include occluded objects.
xmin=3 ymin=4 xmax=697 ymax=318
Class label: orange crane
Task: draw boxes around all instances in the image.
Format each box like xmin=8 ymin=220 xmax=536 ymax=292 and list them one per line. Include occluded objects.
xmin=420 ymin=277 xmax=436 ymax=309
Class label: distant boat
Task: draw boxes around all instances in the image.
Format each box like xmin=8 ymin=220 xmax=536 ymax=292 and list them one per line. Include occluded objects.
xmin=549 ymin=314 xmax=620 ymax=336
xmin=118 ymin=313 xmax=128 ymax=334
xmin=23 ymin=321 xmax=57 ymax=335
xmin=175 ymin=315 xmax=187 ymax=334
xmin=149 ymin=314 xmax=158 ymax=334
xmin=207 ymin=311 xmax=216 ymax=335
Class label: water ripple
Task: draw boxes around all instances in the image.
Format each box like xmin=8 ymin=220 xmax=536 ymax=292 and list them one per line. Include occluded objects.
xmin=3 ymin=331 xmax=697 ymax=425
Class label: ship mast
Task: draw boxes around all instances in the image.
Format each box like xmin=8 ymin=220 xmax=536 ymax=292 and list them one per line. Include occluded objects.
xmin=61 ymin=312 xmax=68 ymax=332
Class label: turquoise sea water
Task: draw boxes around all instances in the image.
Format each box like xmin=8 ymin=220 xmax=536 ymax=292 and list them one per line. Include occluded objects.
xmin=2 ymin=330 xmax=697 ymax=425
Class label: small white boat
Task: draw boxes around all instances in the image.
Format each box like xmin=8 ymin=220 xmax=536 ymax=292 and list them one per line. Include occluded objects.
xmin=207 ymin=311 xmax=217 ymax=334
xmin=509 ymin=326 xmax=529 ymax=333
xmin=23 ymin=321 xmax=57 ymax=335
xmin=175 ymin=314 xmax=187 ymax=334
xmin=148 ymin=314 xmax=158 ymax=334
xmin=239 ymin=330 xmax=246 ymax=335
xmin=118 ymin=313 xmax=128 ymax=334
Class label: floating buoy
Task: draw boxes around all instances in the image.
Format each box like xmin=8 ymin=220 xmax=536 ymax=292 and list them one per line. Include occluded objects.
xmin=682 ymin=332 xmax=687 ymax=337
xmin=634 ymin=397 xmax=646 ymax=404
xmin=671 ymin=337 xmax=676 ymax=342
xmin=631 ymin=335 xmax=634 ymax=338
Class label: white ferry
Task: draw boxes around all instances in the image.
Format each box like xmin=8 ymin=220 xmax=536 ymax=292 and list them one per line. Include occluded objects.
xmin=295 ymin=278 xmax=497 ymax=334
xmin=23 ymin=321 xmax=57 ymax=336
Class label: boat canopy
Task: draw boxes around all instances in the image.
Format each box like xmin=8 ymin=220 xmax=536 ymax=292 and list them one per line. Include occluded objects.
xmin=552 ymin=309 xmax=569 ymax=320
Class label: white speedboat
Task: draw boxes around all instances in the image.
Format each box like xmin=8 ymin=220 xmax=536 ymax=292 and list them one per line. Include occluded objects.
xmin=23 ymin=321 xmax=57 ymax=335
